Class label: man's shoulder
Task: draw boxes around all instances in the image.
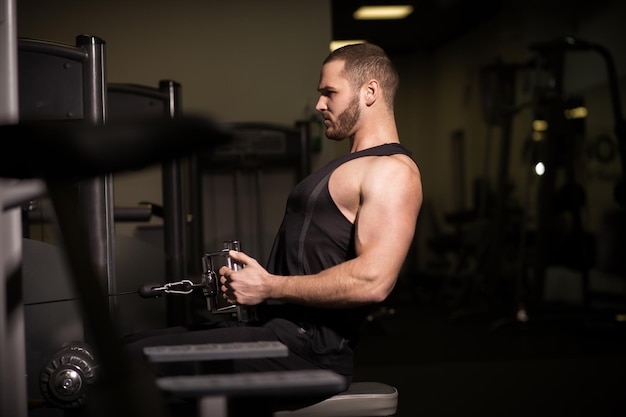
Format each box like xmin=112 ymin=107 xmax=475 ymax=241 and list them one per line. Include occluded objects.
xmin=339 ymin=145 xmax=417 ymax=174
xmin=337 ymin=152 xmax=419 ymax=195
xmin=366 ymin=147 xmax=418 ymax=175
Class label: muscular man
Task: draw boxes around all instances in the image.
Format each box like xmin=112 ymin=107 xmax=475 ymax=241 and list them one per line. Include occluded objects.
xmin=124 ymin=43 xmax=422 ymax=386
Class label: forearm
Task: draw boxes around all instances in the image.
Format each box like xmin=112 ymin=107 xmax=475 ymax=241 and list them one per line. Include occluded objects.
xmin=267 ymin=256 xmax=398 ymax=308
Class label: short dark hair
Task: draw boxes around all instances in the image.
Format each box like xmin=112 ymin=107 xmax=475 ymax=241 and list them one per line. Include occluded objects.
xmin=324 ymin=43 xmax=399 ymax=108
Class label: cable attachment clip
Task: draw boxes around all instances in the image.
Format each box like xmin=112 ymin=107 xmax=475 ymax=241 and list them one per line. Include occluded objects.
xmin=138 ymin=279 xmax=204 ymax=298
xmin=154 ymin=279 xmax=197 ymax=295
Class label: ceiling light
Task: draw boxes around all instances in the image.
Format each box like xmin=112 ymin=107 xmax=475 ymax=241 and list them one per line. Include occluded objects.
xmin=353 ymin=5 xmax=414 ymax=20
xmin=329 ymin=40 xmax=366 ymax=52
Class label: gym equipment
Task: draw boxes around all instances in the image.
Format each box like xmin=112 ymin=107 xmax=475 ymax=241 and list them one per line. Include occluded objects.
xmin=2 ymin=29 xmax=109 ymax=417
xmin=431 ymin=36 xmax=626 ymax=324
xmin=274 ymin=382 xmax=399 ymax=417
xmin=527 ymin=36 xmax=626 ymax=313
xmin=0 ymin=23 xmax=231 ymax=417
xmin=38 ymin=342 xmax=98 ymax=410
xmin=108 ymin=80 xmax=194 ymax=328
xmin=1 ymin=118 xmax=233 ymax=417
xmin=139 ymin=240 xmax=257 ymax=323
xmin=145 ymin=339 xmax=397 ymax=417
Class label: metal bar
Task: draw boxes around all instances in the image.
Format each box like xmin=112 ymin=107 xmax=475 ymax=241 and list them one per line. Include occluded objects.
xmin=0 ymin=1 xmax=27 ymax=416
xmin=160 ymin=80 xmax=191 ymax=326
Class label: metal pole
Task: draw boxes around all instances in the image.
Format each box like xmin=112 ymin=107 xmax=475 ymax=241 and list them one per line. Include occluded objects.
xmin=0 ymin=0 xmax=28 ymax=415
xmin=160 ymin=80 xmax=191 ymax=326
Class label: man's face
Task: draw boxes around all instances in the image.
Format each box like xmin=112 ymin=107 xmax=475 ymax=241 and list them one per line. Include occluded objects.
xmin=316 ymin=60 xmax=361 ymax=141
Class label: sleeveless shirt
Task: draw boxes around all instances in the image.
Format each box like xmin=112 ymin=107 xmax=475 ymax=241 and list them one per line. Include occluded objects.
xmin=260 ymin=143 xmax=415 ymax=344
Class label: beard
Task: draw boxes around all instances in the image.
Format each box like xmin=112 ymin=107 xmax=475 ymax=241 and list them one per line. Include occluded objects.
xmin=325 ymin=95 xmax=360 ymax=141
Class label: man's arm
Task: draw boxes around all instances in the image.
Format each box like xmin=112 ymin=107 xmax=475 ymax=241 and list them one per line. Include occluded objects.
xmin=220 ymin=156 xmax=422 ymax=308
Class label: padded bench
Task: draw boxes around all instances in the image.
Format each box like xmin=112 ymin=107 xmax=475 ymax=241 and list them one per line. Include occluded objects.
xmin=274 ymin=381 xmax=398 ymax=417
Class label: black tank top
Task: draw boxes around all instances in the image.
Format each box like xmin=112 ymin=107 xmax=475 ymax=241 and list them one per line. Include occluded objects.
xmin=261 ymin=143 xmax=415 ymax=341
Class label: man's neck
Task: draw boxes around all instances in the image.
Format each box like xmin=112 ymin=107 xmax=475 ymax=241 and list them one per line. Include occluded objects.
xmin=349 ymin=122 xmax=399 ymax=153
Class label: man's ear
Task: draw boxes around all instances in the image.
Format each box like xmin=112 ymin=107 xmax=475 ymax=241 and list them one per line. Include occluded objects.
xmin=364 ymin=79 xmax=379 ymax=106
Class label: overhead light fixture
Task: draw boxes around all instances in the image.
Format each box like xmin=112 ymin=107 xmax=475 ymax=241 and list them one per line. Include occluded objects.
xmin=329 ymin=39 xmax=366 ymax=52
xmin=353 ymin=5 xmax=414 ymax=20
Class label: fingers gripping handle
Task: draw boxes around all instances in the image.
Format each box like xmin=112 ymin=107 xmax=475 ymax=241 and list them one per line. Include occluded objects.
xmin=222 ymin=240 xmax=257 ymax=322
xmin=224 ymin=240 xmax=242 ymax=271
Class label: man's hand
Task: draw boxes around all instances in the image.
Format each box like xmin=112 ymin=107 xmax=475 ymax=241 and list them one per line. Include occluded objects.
xmin=218 ymin=251 xmax=273 ymax=306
